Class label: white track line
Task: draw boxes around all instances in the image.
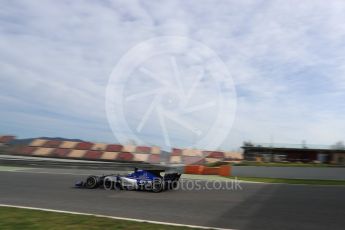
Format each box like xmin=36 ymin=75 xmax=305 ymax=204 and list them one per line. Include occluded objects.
xmin=0 ymin=204 xmax=235 ymax=230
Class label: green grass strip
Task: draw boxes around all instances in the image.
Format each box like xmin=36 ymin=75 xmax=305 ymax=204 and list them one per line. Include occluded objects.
xmin=0 ymin=207 xmax=199 ymax=230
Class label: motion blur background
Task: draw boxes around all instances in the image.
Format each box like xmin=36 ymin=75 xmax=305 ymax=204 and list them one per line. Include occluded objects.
xmin=1 ymin=0 xmax=345 ymax=150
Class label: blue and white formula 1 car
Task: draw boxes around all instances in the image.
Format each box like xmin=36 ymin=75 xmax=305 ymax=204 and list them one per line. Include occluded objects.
xmin=75 ymin=168 xmax=181 ymax=193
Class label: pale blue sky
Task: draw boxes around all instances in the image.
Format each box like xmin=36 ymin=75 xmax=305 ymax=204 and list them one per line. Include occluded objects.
xmin=1 ymin=0 xmax=345 ymax=150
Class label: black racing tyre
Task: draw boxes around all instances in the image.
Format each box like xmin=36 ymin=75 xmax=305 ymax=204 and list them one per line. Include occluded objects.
xmin=103 ymin=177 xmax=114 ymax=190
xmin=85 ymin=176 xmax=99 ymax=189
xmin=165 ymin=180 xmax=178 ymax=190
xmin=114 ymin=181 xmax=123 ymax=190
xmin=152 ymin=179 xmax=163 ymax=193
xmin=171 ymin=180 xmax=179 ymax=189
xmin=114 ymin=178 xmax=123 ymax=190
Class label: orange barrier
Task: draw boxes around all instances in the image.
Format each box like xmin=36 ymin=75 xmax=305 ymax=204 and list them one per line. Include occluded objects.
xmin=202 ymin=167 xmax=219 ymax=175
xmin=219 ymin=165 xmax=231 ymax=177
xmin=184 ymin=165 xmax=231 ymax=176
xmin=184 ymin=165 xmax=205 ymax=174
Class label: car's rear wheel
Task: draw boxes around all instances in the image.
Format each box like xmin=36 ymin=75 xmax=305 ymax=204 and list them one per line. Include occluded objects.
xmin=152 ymin=179 xmax=163 ymax=193
xmin=85 ymin=176 xmax=99 ymax=189
xmin=170 ymin=180 xmax=179 ymax=190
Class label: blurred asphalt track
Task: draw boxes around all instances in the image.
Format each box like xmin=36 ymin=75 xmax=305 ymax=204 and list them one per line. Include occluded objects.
xmin=0 ymin=166 xmax=344 ymax=230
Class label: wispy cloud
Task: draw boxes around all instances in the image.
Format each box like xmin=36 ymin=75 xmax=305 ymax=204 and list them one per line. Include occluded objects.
xmin=1 ymin=0 xmax=345 ymax=150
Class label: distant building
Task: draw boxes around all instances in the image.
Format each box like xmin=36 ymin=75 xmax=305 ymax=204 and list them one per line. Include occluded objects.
xmin=241 ymin=143 xmax=345 ymax=165
xmin=0 ymin=135 xmax=15 ymax=147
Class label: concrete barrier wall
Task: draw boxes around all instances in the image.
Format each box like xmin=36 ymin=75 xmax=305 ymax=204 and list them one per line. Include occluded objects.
xmin=232 ymin=166 xmax=345 ymax=180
